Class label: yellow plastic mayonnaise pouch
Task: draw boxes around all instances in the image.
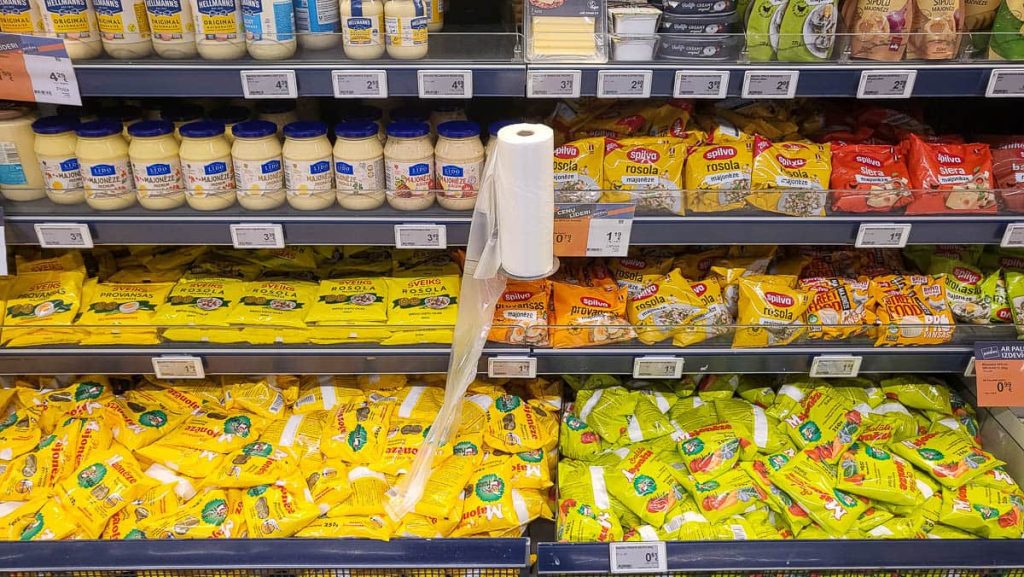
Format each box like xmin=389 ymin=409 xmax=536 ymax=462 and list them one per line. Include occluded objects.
xmin=226 ymin=280 xmax=317 ymax=328
xmin=206 ymin=441 xmax=297 ymax=488
xmin=306 ymin=278 xmax=389 ymax=326
xmin=602 ymin=137 xmax=686 ymax=215
xmin=938 ymin=483 xmax=1024 ymax=538
xmin=749 ymin=139 xmax=830 ymax=216
xmin=452 ymin=461 xmax=539 ymax=537
xmin=260 ymin=412 xmax=327 ymax=460
xmin=0 ymin=427 xmax=75 ymax=500
xmin=553 ymin=137 xmax=604 ymax=202
xmin=104 ymin=398 xmax=187 ymax=450
xmin=135 ymin=443 xmax=224 ymax=478
xmin=892 ymin=431 xmax=1002 ymax=488
xmin=682 ymin=467 xmax=766 ymax=524
xmin=837 ymin=442 xmax=920 ymax=506
xmin=484 ymin=394 xmax=559 ymax=453
xmin=159 ymin=410 xmax=268 ymax=453
xmin=329 ymin=466 xmax=390 ymax=516
xmin=608 ymin=254 xmax=676 ymax=299
xmin=242 ymin=474 xmax=320 ymax=538
xmin=767 ymin=451 xmax=867 ymax=536
xmin=783 ymin=387 xmax=865 ymax=463
xmin=414 ymin=451 xmax=479 ymax=519
xmin=292 ymin=380 xmax=364 ymax=414
xmin=153 ymin=278 xmax=245 ymax=326
xmin=76 ymin=281 xmax=174 ymax=326
xmin=605 ymin=446 xmax=685 ymax=527
xmin=678 ymin=421 xmax=755 ymax=482
xmin=4 ymin=271 xmax=86 ymax=328
xmin=222 ymin=376 xmax=288 ymax=419
xmin=0 ymin=408 xmax=42 ymax=461
xmin=302 ymin=457 xmax=352 ymax=510
xmin=11 ymin=499 xmax=77 ymax=541
xmin=673 ymin=278 xmax=732 ymax=348
xmin=385 ymin=276 xmax=460 ymax=326
xmin=628 ymin=269 xmax=705 ymax=345
xmin=142 ymin=489 xmax=236 ymax=539
xmin=685 ymin=142 xmax=754 ymax=214
xmin=58 ymin=448 xmax=153 ymax=538
xmin=321 ymin=401 xmax=395 ymax=464
xmin=15 ymin=252 xmax=85 ymax=275
xmin=741 ymin=458 xmax=813 ymax=534
xmin=733 ymin=277 xmax=811 ymax=348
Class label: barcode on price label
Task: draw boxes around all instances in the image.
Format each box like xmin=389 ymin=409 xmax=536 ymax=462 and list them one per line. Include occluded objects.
xmin=809 ymin=355 xmax=863 ymax=378
xmin=855 ymin=223 xmax=911 ymax=248
xmin=1002 ymin=223 xmax=1024 ymax=248
xmin=588 ymin=216 xmax=632 ymax=257
xmin=152 ymin=356 xmax=205 ymax=379
xmin=418 ymin=70 xmax=473 ymax=99
xmin=673 ymin=70 xmax=729 ymax=99
xmin=597 ymin=70 xmax=652 ymax=98
xmin=394 ymin=224 xmax=447 ymax=249
xmin=633 ymin=357 xmax=684 ymax=379
xmin=527 ymin=70 xmax=582 ymax=98
xmin=230 ymin=223 xmax=285 ymax=249
xmin=240 ymin=70 xmax=297 ymax=99
xmin=857 ymin=70 xmax=916 ymax=99
xmin=741 ymin=70 xmax=799 ymax=99
xmin=986 ymin=69 xmax=1024 ymax=97
xmin=332 ymin=70 xmax=388 ymax=98
xmin=609 ymin=542 xmax=667 ymax=574
xmin=35 ymin=223 xmax=93 ymax=248
xmin=488 ymin=357 xmax=537 ymax=379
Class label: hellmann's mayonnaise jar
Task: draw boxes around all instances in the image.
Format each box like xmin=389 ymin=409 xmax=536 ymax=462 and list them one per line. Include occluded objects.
xmin=94 ymin=0 xmax=154 ymax=58
xmin=145 ymin=0 xmax=197 ymax=58
xmin=191 ymin=0 xmax=246 ymax=59
xmin=232 ymin=119 xmax=284 ymax=210
xmin=0 ymin=0 xmax=46 ymax=37
xmin=283 ymin=120 xmax=334 ymax=210
xmin=128 ymin=120 xmax=185 ymax=210
xmin=434 ymin=120 xmax=482 ymax=211
xmin=0 ymin=105 xmax=45 ymax=201
xmin=179 ymin=120 xmax=236 ymax=211
xmin=340 ymin=0 xmax=384 ymax=59
xmin=32 ymin=116 xmax=84 ymax=205
xmin=384 ymin=0 xmax=427 ymax=60
xmin=334 ymin=120 xmax=384 ymax=210
xmin=40 ymin=0 xmax=104 ymax=59
xmin=384 ymin=120 xmax=434 ymax=211
xmin=76 ymin=119 xmax=136 ymax=210
xmin=424 ymin=0 xmax=441 ymax=31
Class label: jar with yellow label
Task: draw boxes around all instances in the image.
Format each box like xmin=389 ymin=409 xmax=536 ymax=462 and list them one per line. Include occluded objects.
xmin=179 ymin=120 xmax=236 ymax=211
xmin=0 ymin=0 xmax=45 ymax=37
xmin=283 ymin=121 xmax=334 ymax=210
xmin=384 ymin=120 xmax=434 ymax=210
xmin=435 ymin=120 xmax=482 ymax=211
xmin=340 ymin=0 xmax=384 ymax=59
xmin=232 ymin=120 xmax=284 ymax=211
xmin=0 ymin=106 xmax=44 ymax=201
xmin=145 ymin=0 xmax=197 ymax=58
xmin=192 ymin=0 xmax=246 ymax=59
xmin=334 ymin=120 xmax=384 ymax=210
xmin=76 ymin=119 xmax=136 ymax=210
xmin=129 ymin=120 xmax=185 ymax=210
xmin=32 ymin=116 xmax=84 ymax=205
xmin=40 ymin=0 xmax=103 ymax=59
xmin=384 ymin=0 xmax=427 ymax=59
xmin=424 ymin=0 xmax=440 ymax=31
xmin=95 ymin=0 xmax=154 ymax=58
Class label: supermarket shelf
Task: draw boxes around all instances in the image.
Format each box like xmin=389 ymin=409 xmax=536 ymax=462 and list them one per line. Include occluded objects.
xmin=536 ymin=540 xmax=1024 ymax=573
xmin=0 ymin=538 xmax=530 ymax=572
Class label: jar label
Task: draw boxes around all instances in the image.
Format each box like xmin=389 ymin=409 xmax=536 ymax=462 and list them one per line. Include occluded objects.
xmin=146 ymin=0 xmax=191 ymax=37
xmin=82 ymin=158 xmax=133 ymax=198
xmin=335 ymin=154 xmax=384 ymax=194
xmin=294 ymin=0 xmax=338 ymax=32
xmin=94 ymin=0 xmax=151 ymax=37
xmin=182 ymin=156 xmax=233 ymax=197
xmin=132 ymin=158 xmax=183 ymax=197
xmin=39 ymin=156 xmax=83 ymax=192
xmin=437 ymin=158 xmax=481 ymax=199
xmin=0 ymin=0 xmax=38 ymax=33
xmin=343 ymin=14 xmax=380 ymax=45
xmin=0 ymin=141 xmax=27 ymax=185
xmin=285 ymin=156 xmax=333 ymax=194
xmin=196 ymin=0 xmax=240 ymax=37
xmin=384 ymin=15 xmax=426 ymax=47
xmin=385 ymin=157 xmax=433 ymax=195
xmin=241 ymin=0 xmax=295 ymax=41
xmin=42 ymin=0 xmax=95 ymax=35
xmin=235 ymin=156 xmax=283 ymax=192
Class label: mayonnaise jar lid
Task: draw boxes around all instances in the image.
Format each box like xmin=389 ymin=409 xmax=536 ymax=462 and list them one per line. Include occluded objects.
xmin=128 ymin=120 xmax=175 ymax=138
xmin=233 ymin=120 xmax=278 ymax=139
xmin=387 ymin=121 xmax=430 ymax=139
xmin=32 ymin=116 xmax=80 ymax=135
xmin=284 ymin=121 xmax=328 ymax=139
xmin=335 ymin=120 xmax=379 ymax=139
xmin=76 ymin=119 xmax=123 ymax=138
xmin=179 ymin=121 xmax=226 ymax=138
xmin=438 ymin=120 xmax=480 ymax=139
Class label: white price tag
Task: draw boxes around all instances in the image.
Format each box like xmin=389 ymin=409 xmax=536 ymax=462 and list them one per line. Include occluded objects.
xmin=741 ymin=70 xmax=799 ymax=99
xmin=394 ymin=224 xmax=447 ymax=249
xmin=1002 ymin=223 xmax=1024 ymax=248
xmin=857 ymin=69 xmax=916 ymax=99
xmin=597 ymin=70 xmax=652 ymax=98
xmin=230 ymin=223 xmax=285 ymax=249
xmin=587 ymin=216 xmax=632 ymax=257
xmin=809 ymin=355 xmax=863 ymax=378
xmin=34 ymin=223 xmax=93 ymax=248
xmin=24 ymin=53 xmax=81 ymax=106
xmin=418 ymin=70 xmax=472 ymax=99
xmin=673 ymin=70 xmax=729 ymax=99
xmin=152 ymin=356 xmax=205 ymax=379
xmin=986 ymin=69 xmax=1024 ymax=97
xmin=487 ymin=357 xmax=537 ymax=379
xmin=240 ymin=70 xmax=297 ymax=99
xmin=855 ymin=223 xmax=912 ymax=248
xmin=965 ymin=356 xmax=976 ymax=378
xmin=609 ymin=542 xmax=667 ymax=574
xmin=633 ymin=357 xmax=684 ymax=379
xmin=332 ymin=70 xmax=388 ymax=99
xmin=527 ymin=70 xmax=582 ymax=98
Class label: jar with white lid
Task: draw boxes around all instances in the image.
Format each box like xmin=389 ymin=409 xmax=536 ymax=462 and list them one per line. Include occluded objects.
xmin=435 ymin=120 xmax=482 ymax=211
xmin=232 ymin=120 xmax=284 ymax=211
xmin=0 ymin=106 xmax=44 ymax=201
xmin=242 ymin=0 xmax=296 ymax=59
xmin=340 ymin=0 xmax=384 ymax=59
xmin=283 ymin=121 xmax=334 ymax=211
xmin=294 ymin=0 xmax=339 ymax=49
xmin=129 ymin=120 xmax=185 ymax=210
xmin=145 ymin=0 xmax=198 ymax=58
xmin=76 ymin=119 xmax=136 ymax=210
xmin=32 ymin=116 xmax=84 ymax=205
xmin=191 ymin=0 xmax=246 ymax=59
xmin=179 ymin=120 xmax=236 ymax=211
xmin=384 ymin=0 xmax=427 ymax=60
xmin=210 ymin=105 xmax=251 ymax=144
xmin=257 ymin=100 xmax=298 ymax=138
xmin=384 ymin=120 xmax=434 ymax=211
xmin=161 ymin=102 xmax=204 ymax=142
xmin=344 ymin=105 xmax=385 ymax=144
xmin=485 ymin=119 xmax=517 ymax=158
xmin=334 ymin=120 xmax=384 ymax=211
xmin=95 ymin=0 xmax=154 ymax=58
xmin=40 ymin=0 xmax=103 ymax=59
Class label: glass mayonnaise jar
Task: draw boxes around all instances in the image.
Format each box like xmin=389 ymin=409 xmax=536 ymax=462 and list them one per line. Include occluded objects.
xmin=161 ymin=102 xmax=203 ymax=142
xmin=232 ymin=120 xmax=284 ymax=210
xmin=32 ymin=116 xmax=84 ymax=205
xmin=242 ymin=0 xmax=296 ymax=60
xmin=40 ymin=0 xmax=103 ymax=59
xmin=384 ymin=120 xmax=434 ymax=211
xmin=128 ymin=120 xmax=185 ymax=210
xmin=486 ymin=119 xmax=516 ymax=158
xmin=94 ymin=0 xmax=153 ymax=58
xmin=435 ymin=120 xmax=482 ymax=211
xmin=384 ymin=0 xmax=427 ymax=60
xmin=210 ymin=105 xmax=251 ymax=145
xmin=283 ymin=120 xmax=334 ymax=210
xmin=340 ymin=0 xmax=384 ymax=59
xmin=191 ymin=0 xmax=246 ymax=59
xmin=0 ymin=106 xmax=45 ymax=201
xmin=76 ymin=119 xmax=136 ymax=210
xmin=334 ymin=120 xmax=384 ymax=210
xmin=179 ymin=120 xmax=236 ymax=211
xmin=145 ymin=0 xmax=197 ymax=58
xmin=257 ymin=100 xmax=298 ymax=137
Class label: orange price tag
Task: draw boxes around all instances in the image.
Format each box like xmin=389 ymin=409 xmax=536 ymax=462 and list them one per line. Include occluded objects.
xmin=0 ymin=33 xmax=80 ymax=105
xmin=553 ymin=203 xmax=634 ymax=258
xmin=975 ymin=359 xmax=1024 ymax=407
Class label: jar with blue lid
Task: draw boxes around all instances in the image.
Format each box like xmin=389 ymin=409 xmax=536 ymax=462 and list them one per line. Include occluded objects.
xmin=128 ymin=120 xmax=185 ymax=210
xmin=76 ymin=119 xmax=136 ymax=211
xmin=179 ymin=121 xmax=237 ymax=211
xmin=334 ymin=120 xmax=385 ymax=210
xmin=32 ymin=116 xmax=84 ymax=205
xmin=435 ymin=120 xmax=483 ymax=211
xmin=232 ymin=120 xmax=285 ymax=211
xmin=384 ymin=120 xmax=435 ymax=211
xmin=283 ymin=121 xmax=335 ymax=211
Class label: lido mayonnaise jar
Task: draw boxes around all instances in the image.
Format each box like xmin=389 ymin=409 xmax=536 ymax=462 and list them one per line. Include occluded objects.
xmin=179 ymin=120 xmax=236 ymax=210
xmin=76 ymin=119 xmax=136 ymax=210
xmin=384 ymin=120 xmax=434 ymax=210
xmin=191 ymin=0 xmax=246 ymax=59
xmin=94 ymin=0 xmax=153 ymax=58
xmin=32 ymin=116 xmax=84 ymax=205
xmin=340 ymin=0 xmax=384 ymax=59
xmin=232 ymin=120 xmax=284 ymax=210
xmin=128 ymin=120 xmax=185 ymax=210
xmin=145 ymin=0 xmax=197 ymax=58
xmin=40 ymin=0 xmax=103 ymax=59
xmin=434 ymin=120 xmax=482 ymax=211
xmin=283 ymin=120 xmax=334 ymax=210
xmin=0 ymin=106 xmax=44 ymax=201
xmin=334 ymin=120 xmax=385 ymax=210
